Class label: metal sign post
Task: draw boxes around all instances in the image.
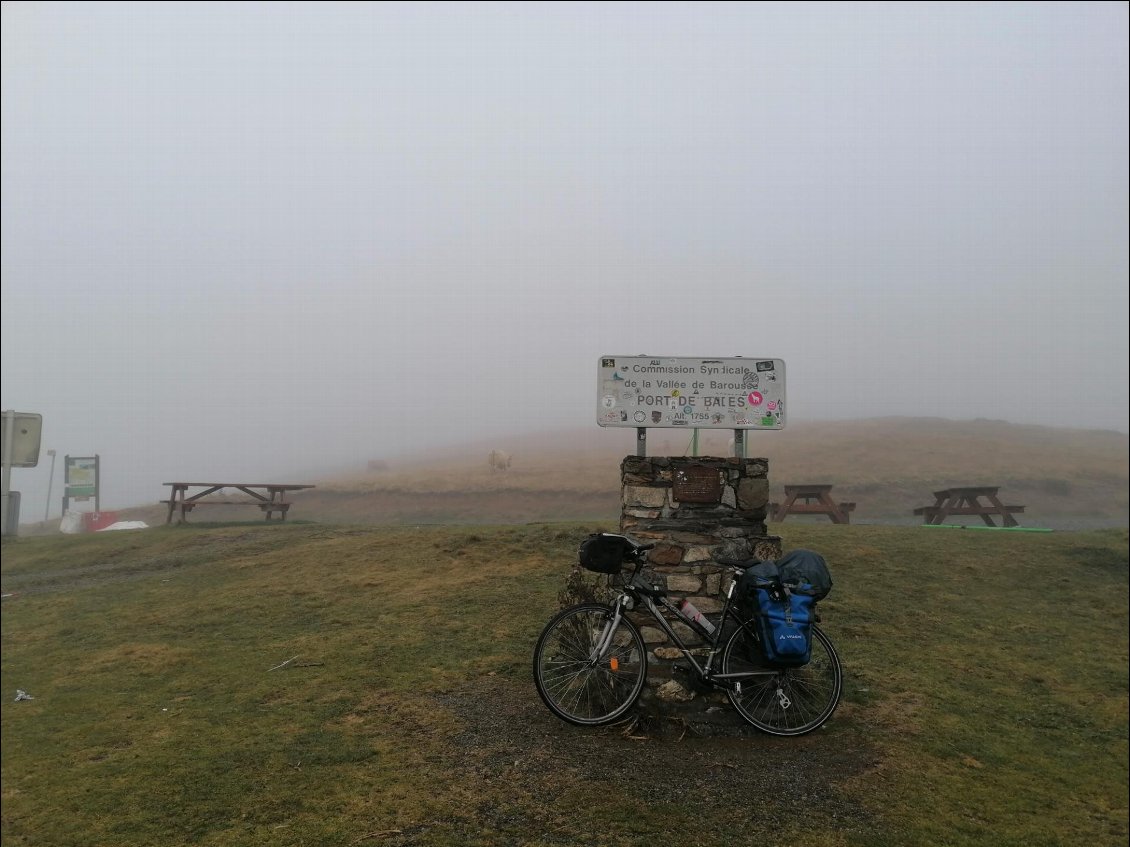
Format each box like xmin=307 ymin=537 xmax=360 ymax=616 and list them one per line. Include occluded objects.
xmin=733 ymin=429 xmax=745 ymax=458
xmin=44 ymin=449 xmax=57 ymax=522
xmin=1 ymin=410 xmax=13 ymax=536
xmin=1 ymin=410 xmax=43 ymax=536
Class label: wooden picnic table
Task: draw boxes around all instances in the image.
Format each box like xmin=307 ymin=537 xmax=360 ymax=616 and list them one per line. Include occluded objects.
xmin=913 ymin=486 xmax=1024 ymax=527
xmin=769 ymin=484 xmax=856 ymax=524
xmin=161 ymin=482 xmax=315 ymax=524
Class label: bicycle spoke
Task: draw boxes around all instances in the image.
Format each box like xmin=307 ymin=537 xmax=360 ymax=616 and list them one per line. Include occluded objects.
xmin=722 ymin=623 xmax=842 ymax=736
xmin=534 ymin=604 xmax=647 ymax=726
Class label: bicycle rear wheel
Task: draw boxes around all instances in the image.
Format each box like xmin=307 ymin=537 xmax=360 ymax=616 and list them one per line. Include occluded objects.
xmin=721 ymin=622 xmax=843 ymax=736
xmin=533 ymin=603 xmax=647 ymax=726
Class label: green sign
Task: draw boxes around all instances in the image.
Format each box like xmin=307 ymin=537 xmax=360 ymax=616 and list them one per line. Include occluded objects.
xmin=65 ymin=456 xmax=98 ymax=498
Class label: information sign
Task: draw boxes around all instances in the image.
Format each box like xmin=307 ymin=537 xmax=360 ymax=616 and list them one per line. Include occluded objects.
xmin=1 ymin=411 xmax=43 ymax=467
xmin=597 ymin=356 xmax=786 ymax=429
xmin=65 ymin=456 xmax=98 ymax=498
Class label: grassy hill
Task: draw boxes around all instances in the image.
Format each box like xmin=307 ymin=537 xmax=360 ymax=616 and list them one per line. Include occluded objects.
xmin=225 ymin=418 xmax=1129 ymax=527
xmin=2 ymin=521 xmax=1127 ymax=846
xmin=92 ymin=417 xmax=1127 ymax=531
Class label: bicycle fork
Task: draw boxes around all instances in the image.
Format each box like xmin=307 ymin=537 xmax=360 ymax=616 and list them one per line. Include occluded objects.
xmin=588 ymin=599 xmax=629 ymax=667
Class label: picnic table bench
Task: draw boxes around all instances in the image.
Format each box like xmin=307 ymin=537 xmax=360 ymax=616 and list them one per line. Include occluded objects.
xmin=769 ymin=484 xmax=855 ymax=524
xmin=913 ymin=486 xmax=1024 ymax=527
xmin=161 ymin=482 xmax=315 ymax=524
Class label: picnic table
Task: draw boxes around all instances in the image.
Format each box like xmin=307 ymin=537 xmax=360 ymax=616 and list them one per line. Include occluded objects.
xmin=769 ymin=484 xmax=855 ymax=524
xmin=161 ymin=482 xmax=315 ymax=524
xmin=913 ymin=487 xmax=1024 ymax=527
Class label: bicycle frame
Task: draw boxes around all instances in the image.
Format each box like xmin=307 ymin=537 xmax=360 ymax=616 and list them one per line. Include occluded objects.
xmin=597 ymin=566 xmax=778 ymax=693
xmin=535 ymin=535 xmax=843 ymax=734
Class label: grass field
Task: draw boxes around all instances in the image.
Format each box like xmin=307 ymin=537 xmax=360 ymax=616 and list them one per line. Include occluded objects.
xmin=2 ymin=521 xmax=1127 ymax=846
xmin=93 ymin=418 xmax=1130 ymax=532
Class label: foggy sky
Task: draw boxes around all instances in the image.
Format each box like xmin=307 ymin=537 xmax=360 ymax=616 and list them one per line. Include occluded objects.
xmin=2 ymin=1 xmax=1128 ymax=513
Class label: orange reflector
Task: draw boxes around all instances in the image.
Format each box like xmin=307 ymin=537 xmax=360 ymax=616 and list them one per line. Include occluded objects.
xmin=609 ymin=657 xmax=619 ymax=671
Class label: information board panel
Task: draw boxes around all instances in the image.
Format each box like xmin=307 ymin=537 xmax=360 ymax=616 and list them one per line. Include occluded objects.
xmin=65 ymin=456 xmax=98 ymax=498
xmin=597 ymin=356 xmax=786 ymax=429
xmin=1 ymin=411 xmax=43 ymax=467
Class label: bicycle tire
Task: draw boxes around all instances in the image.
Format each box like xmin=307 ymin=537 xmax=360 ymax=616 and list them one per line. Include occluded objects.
xmin=721 ymin=621 xmax=843 ymax=736
xmin=532 ymin=603 xmax=647 ymax=726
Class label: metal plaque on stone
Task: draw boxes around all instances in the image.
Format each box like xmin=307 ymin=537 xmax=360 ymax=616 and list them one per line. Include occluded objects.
xmin=672 ymin=465 xmax=723 ymax=504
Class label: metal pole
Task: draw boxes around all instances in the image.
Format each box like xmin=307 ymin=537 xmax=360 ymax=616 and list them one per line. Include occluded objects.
xmin=1 ymin=410 xmax=14 ymax=536
xmin=44 ymin=449 xmax=57 ymax=522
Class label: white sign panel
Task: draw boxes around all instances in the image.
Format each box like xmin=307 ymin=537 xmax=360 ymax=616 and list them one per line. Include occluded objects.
xmin=1 ymin=411 xmax=43 ymax=467
xmin=597 ymin=356 xmax=786 ymax=429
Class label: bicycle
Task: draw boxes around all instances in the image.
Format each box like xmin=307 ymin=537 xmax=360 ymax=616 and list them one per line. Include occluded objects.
xmin=532 ymin=533 xmax=843 ymax=736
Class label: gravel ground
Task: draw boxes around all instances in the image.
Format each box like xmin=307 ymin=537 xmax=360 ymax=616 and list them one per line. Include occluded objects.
xmin=409 ymin=673 xmax=881 ymax=846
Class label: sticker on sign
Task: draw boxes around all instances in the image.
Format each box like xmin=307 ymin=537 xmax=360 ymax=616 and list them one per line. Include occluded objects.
xmin=596 ymin=356 xmax=785 ymax=429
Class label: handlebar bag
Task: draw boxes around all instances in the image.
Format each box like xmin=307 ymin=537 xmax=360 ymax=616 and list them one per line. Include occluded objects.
xmin=578 ymin=533 xmax=634 ymax=574
xmin=752 ymin=585 xmax=815 ymax=667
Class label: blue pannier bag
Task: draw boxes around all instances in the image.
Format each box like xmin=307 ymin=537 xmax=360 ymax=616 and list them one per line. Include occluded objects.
xmin=732 ymin=548 xmax=831 ymax=667
xmin=751 ymin=582 xmax=816 ymax=667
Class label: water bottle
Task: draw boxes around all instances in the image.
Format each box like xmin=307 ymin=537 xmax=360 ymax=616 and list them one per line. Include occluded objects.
xmin=678 ymin=598 xmax=716 ymax=635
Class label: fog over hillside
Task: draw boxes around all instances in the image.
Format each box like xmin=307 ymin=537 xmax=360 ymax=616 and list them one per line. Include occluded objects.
xmin=78 ymin=417 xmax=1124 ymax=532
xmin=3 ymin=4 xmax=1127 ymax=523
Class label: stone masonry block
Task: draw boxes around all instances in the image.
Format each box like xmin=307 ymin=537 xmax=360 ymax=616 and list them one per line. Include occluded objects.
xmin=648 ymin=543 xmax=684 ymax=565
xmin=665 ymin=573 xmax=702 ymax=593
xmin=691 ymin=596 xmax=724 ymax=613
xmin=623 ymin=485 xmax=668 ymax=508
xmin=736 ymin=478 xmax=769 ymax=510
xmin=683 ymin=545 xmax=715 ymax=563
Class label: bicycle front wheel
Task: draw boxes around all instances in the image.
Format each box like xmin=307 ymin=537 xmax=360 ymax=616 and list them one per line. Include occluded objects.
xmin=722 ymin=622 xmax=843 ymax=736
xmin=532 ymin=603 xmax=647 ymax=726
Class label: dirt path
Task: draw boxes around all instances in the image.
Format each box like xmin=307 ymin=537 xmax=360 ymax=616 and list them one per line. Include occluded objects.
xmin=425 ymin=673 xmax=880 ymax=843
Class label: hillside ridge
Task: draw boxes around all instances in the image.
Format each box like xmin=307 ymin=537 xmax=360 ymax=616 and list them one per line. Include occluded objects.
xmin=106 ymin=417 xmax=1128 ymax=531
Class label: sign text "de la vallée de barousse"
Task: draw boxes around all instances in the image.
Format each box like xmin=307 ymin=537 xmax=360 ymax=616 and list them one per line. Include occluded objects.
xmin=596 ymin=356 xmax=786 ymax=430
